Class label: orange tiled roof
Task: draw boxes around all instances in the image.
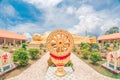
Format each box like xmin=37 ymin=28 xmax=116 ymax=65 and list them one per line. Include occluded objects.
xmin=89 ymin=37 xmax=96 ymax=43
xmin=0 ymin=30 xmax=27 ymax=40
xmin=98 ymin=33 xmax=120 ymax=41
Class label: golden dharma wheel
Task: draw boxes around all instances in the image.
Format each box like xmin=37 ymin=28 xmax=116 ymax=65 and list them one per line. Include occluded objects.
xmin=46 ymin=29 xmax=73 ymax=77
xmin=47 ymin=30 xmax=73 ymax=56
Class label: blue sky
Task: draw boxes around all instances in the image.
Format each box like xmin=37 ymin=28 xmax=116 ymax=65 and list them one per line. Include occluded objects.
xmin=0 ymin=0 xmax=120 ymax=37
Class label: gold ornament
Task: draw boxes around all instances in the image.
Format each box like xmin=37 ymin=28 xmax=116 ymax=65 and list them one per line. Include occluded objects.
xmin=46 ymin=29 xmax=73 ymax=77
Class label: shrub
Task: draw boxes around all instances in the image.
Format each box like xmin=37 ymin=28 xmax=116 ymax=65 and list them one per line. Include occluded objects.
xmin=90 ymin=51 xmax=102 ymax=64
xmin=65 ymin=60 xmax=73 ymax=67
xmin=28 ymin=48 xmax=39 ymax=60
xmin=91 ymin=43 xmax=99 ymax=50
xmin=92 ymin=49 xmax=98 ymax=52
xmin=81 ymin=49 xmax=91 ymax=59
xmin=13 ymin=48 xmax=29 ymax=67
xmin=105 ymin=43 xmax=110 ymax=50
xmin=22 ymin=43 xmax=27 ymax=50
xmin=80 ymin=43 xmax=90 ymax=50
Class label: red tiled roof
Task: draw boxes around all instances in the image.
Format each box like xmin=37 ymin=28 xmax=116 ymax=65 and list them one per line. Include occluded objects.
xmin=98 ymin=33 xmax=120 ymax=41
xmin=0 ymin=30 xmax=27 ymax=40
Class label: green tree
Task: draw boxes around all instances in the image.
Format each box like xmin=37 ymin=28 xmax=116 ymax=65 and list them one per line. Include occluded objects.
xmin=105 ymin=43 xmax=110 ymax=50
xmin=13 ymin=48 xmax=29 ymax=67
xmin=91 ymin=43 xmax=99 ymax=50
xmin=90 ymin=51 xmax=102 ymax=64
xmin=80 ymin=43 xmax=90 ymax=50
xmin=28 ymin=48 xmax=39 ymax=59
xmin=105 ymin=27 xmax=119 ymax=35
xmin=81 ymin=49 xmax=91 ymax=59
xmin=22 ymin=43 xmax=27 ymax=50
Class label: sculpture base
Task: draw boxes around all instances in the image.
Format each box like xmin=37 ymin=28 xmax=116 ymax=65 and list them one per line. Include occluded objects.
xmin=55 ymin=66 xmax=66 ymax=77
xmin=45 ymin=67 xmax=77 ymax=80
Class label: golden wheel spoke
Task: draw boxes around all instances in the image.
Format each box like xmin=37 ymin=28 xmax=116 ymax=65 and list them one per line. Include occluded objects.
xmin=46 ymin=30 xmax=73 ymax=56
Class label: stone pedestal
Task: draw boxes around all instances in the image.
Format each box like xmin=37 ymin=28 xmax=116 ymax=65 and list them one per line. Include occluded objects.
xmin=45 ymin=67 xmax=77 ymax=80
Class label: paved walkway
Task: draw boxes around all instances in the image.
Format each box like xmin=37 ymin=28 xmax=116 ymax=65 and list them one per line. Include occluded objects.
xmin=71 ymin=54 xmax=117 ymax=80
xmin=7 ymin=52 xmax=50 ymax=80
xmin=7 ymin=52 xmax=118 ymax=80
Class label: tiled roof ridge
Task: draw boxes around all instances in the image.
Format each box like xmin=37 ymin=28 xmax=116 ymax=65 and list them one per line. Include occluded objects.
xmin=0 ymin=29 xmax=27 ymax=40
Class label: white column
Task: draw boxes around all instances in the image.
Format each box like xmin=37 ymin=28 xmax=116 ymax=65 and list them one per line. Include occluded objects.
xmin=21 ymin=40 xmax=22 ymax=45
xmin=3 ymin=38 xmax=6 ymax=45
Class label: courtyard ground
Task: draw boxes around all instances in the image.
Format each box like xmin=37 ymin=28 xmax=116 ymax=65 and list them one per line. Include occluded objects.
xmin=6 ymin=52 xmax=118 ymax=80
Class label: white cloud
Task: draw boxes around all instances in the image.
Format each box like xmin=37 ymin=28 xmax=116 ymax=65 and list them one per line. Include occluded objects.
xmin=23 ymin=32 xmax=32 ymax=42
xmin=42 ymin=6 xmax=78 ymax=30
xmin=23 ymin=32 xmax=32 ymax=38
xmin=66 ymin=7 xmax=76 ymax=14
xmin=68 ymin=5 xmax=120 ymax=36
xmin=0 ymin=4 xmax=17 ymax=17
xmin=8 ymin=23 xmax=44 ymax=33
xmin=22 ymin=0 xmax=78 ymax=31
xmin=1 ymin=0 xmax=119 ymax=37
xmin=23 ymin=0 xmax=62 ymax=8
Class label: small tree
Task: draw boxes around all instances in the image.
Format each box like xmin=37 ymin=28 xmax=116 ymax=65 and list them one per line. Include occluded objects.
xmin=90 ymin=51 xmax=102 ymax=64
xmin=81 ymin=49 xmax=91 ymax=59
xmin=13 ymin=48 xmax=29 ymax=67
xmin=22 ymin=43 xmax=27 ymax=50
xmin=28 ymin=48 xmax=39 ymax=60
xmin=105 ymin=43 xmax=110 ymax=50
xmin=91 ymin=43 xmax=99 ymax=50
xmin=80 ymin=43 xmax=90 ymax=50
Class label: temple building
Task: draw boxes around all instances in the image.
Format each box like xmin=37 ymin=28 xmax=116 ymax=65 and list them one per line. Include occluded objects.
xmin=72 ymin=34 xmax=90 ymax=44
xmin=72 ymin=34 xmax=96 ymax=45
xmin=89 ymin=37 xmax=97 ymax=43
xmin=29 ymin=32 xmax=96 ymax=47
xmin=98 ymin=33 xmax=120 ymax=43
xmin=29 ymin=32 xmax=50 ymax=45
xmin=0 ymin=30 xmax=27 ymax=47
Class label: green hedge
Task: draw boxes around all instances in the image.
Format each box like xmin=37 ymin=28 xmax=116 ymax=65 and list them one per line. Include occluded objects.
xmin=13 ymin=48 xmax=29 ymax=67
xmin=28 ymin=48 xmax=39 ymax=60
xmin=90 ymin=51 xmax=102 ymax=64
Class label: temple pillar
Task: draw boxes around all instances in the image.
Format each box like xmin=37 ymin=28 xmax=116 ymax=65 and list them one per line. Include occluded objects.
xmin=20 ymin=40 xmax=22 ymax=44
xmin=3 ymin=38 xmax=6 ymax=45
xmin=13 ymin=40 xmax=16 ymax=46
